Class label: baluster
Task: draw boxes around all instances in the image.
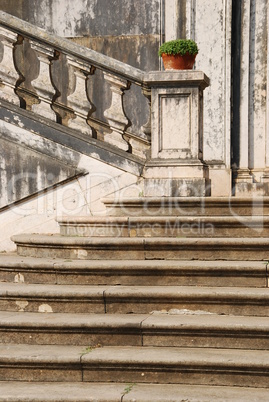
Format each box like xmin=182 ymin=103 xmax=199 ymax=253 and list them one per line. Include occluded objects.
xmin=66 ymin=56 xmax=95 ymax=135
xmin=50 ymin=52 xmax=73 ymax=126
xmin=29 ymin=41 xmax=56 ymax=120
xmin=14 ymin=36 xmax=40 ymax=111
xmin=141 ymin=86 xmax=151 ymax=142
xmin=104 ymin=73 xmax=130 ymax=151
xmin=0 ymin=27 xmax=20 ymax=105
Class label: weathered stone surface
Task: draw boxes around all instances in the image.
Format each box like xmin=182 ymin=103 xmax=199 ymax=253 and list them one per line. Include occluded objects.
xmin=1 ymin=381 xmax=269 ymax=402
xmin=0 ymin=282 xmax=108 ymax=313
xmin=57 ymin=215 xmax=269 ymax=238
xmin=104 ymin=285 xmax=269 ymax=316
xmin=103 ymin=196 xmax=269 ymax=216
xmin=0 ymin=124 xmax=83 ymax=208
xmin=0 ymin=255 xmax=266 ymax=287
xmin=80 ymin=345 xmax=269 ymax=387
xmin=11 ymin=233 xmax=269 ymax=261
xmin=2 ymin=310 xmax=269 ymax=350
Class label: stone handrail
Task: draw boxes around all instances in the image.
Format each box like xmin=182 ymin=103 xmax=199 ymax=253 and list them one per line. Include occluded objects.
xmin=0 ymin=11 xmax=150 ymax=158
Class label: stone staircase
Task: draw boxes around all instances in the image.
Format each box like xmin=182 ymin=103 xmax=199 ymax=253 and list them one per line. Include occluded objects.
xmin=1 ymin=197 xmax=269 ymax=401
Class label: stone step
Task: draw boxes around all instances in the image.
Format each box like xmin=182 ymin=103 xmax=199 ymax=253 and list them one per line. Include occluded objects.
xmin=1 ymin=311 xmax=269 ymax=350
xmin=11 ymin=233 xmax=269 ymax=260
xmin=1 ymin=344 xmax=269 ymax=387
xmin=58 ymin=215 xmax=269 ymax=237
xmin=0 ymin=255 xmax=266 ymax=287
xmin=1 ymin=381 xmax=269 ymax=402
xmin=102 ymin=196 xmax=269 ymax=217
xmin=1 ymin=282 xmax=269 ymax=316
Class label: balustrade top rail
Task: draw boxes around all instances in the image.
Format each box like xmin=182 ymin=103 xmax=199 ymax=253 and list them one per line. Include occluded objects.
xmin=0 ymin=11 xmax=145 ymax=85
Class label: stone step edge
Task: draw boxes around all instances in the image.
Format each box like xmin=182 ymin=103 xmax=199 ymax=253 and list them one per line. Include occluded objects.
xmin=57 ymin=215 xmax=269 ymax=237
xmin=102 ymin=196 xmax=269 ymax=216
xmin=11 ymin=234 xmax=269 ymax=248
xmin=1 ymin=344 xmax=269 ymax=369
xmin=1 ymin=282 xmax=269 ymax=315
xmin=0 ymin=381 xmax=268 ymax=402
xmin=0 ymin=254 xmax=266 ymax=272
xmin=1 ymin=282 xmax=269 ymax=300
xmin=1 ymin=311 xmax=269 ymax=334
xmin=11 ymin=234 xmax=269 ymax=261
xmin=1 ymin=255 xmax=266 ymax=287
xmin=57 ymin=215 xmax=269 ymax=224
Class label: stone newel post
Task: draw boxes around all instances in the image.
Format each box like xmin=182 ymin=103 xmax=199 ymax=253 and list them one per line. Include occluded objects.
xmin=144 ymin=71 xmax=210 ymax=197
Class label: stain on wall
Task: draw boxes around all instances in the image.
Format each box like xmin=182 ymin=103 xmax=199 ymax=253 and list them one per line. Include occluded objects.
xmin=0 ymin=0 xmax=162 ymax=69
xmin=0 ymin=136 xmax=82 ymax=208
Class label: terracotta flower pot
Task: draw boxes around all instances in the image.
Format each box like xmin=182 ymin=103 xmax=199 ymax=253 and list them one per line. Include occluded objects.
xmin=162 ymin=52 xmax=197 ymax=70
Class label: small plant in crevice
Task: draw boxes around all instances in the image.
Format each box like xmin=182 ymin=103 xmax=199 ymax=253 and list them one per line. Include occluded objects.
xmin=80 ymin=343 xmax=102 ymax=357
xmin=121 ymin=382 xmax=137 ymax=396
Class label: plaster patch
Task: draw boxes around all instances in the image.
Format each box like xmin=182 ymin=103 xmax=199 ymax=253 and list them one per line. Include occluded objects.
xmin=38 ymin=304 xmax=53 ymax=313
xmin=75 ymin=249 xmax=88 ymax=259
xmin=151 ymin=309 xmax=216 ymax=315
xmin=13 ymin=115 xmax=25 ymax=128
xmin=14 ymin=273 xmax=24 ymax=283
xmin=15 ymin=300 xmax=29 ymax=311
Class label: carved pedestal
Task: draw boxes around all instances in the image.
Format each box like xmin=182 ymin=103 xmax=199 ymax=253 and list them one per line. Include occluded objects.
xmin=144 ymin=71 xmax=210 ymax=197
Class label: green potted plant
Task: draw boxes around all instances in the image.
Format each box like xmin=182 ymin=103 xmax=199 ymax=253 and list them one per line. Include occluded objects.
xmin=158 ymin=39 xmax=199 ymax=70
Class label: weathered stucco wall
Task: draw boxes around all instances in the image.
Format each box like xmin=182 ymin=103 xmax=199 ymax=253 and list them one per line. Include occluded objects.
xmin=0 ymin=106 xmax=143 ymax=252
xmin=0 ymin=0 xmax=162 ymax=70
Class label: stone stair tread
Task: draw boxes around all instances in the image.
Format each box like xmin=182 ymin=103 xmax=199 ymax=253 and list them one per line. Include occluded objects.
xmin=12 ymin=235 xmax=269 ymax=260
xmin=1 ymin=343 xmax=269 ymax=367
xmin=58 ymin=215 xmax=269 ymax=222
xmin=1 ymin=282 xmax=269 ymax=299
xmin=0 ymin=311 xmax=147 ymax=328
xmin=0 ymin=282 xmax=110 ymax=297
xmin=58 ymin=215 xmax=269 ymax=237
xmin=102 ymin=196 xmax=269 ymax=217
xmin=0 ymin=253 xmax=266 ymax=270
xmin=12 ymin=233 xmax=269 ymax=245
xmin=1 ymin=310 xmax=269 ymax=332
xmin=0 ymin=255 xmax=265 ymax=287
xmin=0 ymin=381 xmax=268 ymax=402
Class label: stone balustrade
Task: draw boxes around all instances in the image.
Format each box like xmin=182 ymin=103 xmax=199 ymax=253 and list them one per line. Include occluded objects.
xmin=0 ymin=11 xmax=150 ymax=158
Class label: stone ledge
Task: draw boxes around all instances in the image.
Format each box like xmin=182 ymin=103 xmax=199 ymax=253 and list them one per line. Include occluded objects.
xmin=144 ymin=70 xmax=210 ymax=89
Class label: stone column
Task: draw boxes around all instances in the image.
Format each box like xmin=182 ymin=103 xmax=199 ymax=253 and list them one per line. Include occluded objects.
xmin=234 ymin=0 xmax=253 ymax=192
xmin=143 ymin=70 xmax=210 ymax=197
xmin=264 ymin=5 xmax=269 ymax=183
